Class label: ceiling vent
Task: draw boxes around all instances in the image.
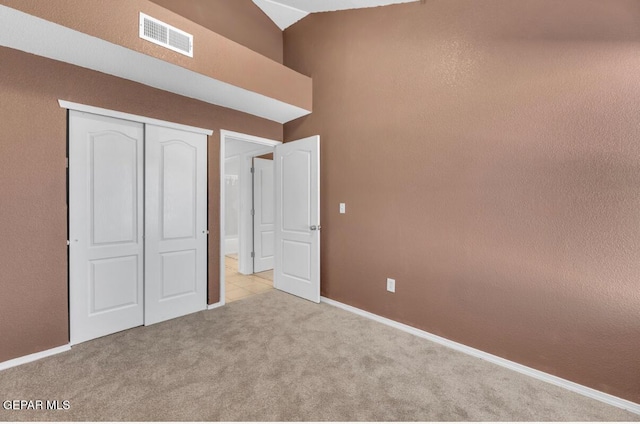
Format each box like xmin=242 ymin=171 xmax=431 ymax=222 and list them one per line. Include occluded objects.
xmin=139 ymin=13 xmax=193 ymax=57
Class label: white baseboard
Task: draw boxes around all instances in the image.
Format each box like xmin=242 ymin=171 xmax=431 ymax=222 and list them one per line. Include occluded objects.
xmin=320 ymin=296 xmax=640 ymax=416
xmin=224 ymin=237 xmax=239 ymax=255
xmin=0 ymin=344 xmax=71 ymax=372
xmin=207 ymin=301 xmax=224 ymax=310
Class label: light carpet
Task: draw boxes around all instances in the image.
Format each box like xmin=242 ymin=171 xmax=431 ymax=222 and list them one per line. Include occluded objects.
xmin=0 ymin=290 xmax=637 ymax=421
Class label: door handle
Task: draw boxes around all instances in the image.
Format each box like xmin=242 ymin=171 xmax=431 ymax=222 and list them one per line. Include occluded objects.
xmin=310 ymin=225 xmax=322 ymax=231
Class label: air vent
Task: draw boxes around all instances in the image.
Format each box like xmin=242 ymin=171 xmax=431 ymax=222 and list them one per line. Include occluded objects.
xmin=139 ymin=13 xmax=193 ymax=57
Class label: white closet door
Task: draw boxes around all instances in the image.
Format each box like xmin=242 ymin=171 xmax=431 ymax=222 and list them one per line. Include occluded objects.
xmin=69 ymin=111 xmax=144 ymax=344
xmin=253 ymin=158 xmax=275 ymax=273
xmin=144 ymin=125 xmax=208 ymax=325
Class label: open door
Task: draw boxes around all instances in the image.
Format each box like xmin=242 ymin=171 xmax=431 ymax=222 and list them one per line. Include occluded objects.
xmin=253 ymin=157 xmax=275 ymax=273
xmin=274 ymin=135 xmax=320 ymax=303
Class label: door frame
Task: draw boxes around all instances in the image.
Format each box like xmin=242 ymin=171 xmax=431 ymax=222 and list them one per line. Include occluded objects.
xmin=59 ymin=100 xmax=213 ymax=136
xmin=219 ymin=130 xmax=280 ymax=307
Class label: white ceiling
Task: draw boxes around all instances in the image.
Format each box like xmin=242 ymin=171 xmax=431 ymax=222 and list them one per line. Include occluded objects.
xmin=252 ymin=0 xmax=420 ymax=30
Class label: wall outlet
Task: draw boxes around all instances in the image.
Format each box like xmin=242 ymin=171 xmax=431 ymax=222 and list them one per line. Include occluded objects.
xmin=386 ymin=278 xmax=395 ymax=293
xmin=339 ymin=203 xmax=346 ymax=214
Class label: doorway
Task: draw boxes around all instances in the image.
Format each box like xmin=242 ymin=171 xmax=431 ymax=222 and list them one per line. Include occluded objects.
xmin=220 ymin=131 xmax=280 ymax=304
xmin=219 ymin=130 xmax=322 ymax=306
xmin=224 ymin=152 xmax=275 ymax=302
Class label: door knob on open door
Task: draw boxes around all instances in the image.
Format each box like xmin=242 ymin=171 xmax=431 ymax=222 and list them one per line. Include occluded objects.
xmin=310 ymin=225 xmax=322 ymax=231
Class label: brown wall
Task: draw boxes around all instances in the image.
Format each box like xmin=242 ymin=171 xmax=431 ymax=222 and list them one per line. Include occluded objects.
xmin=1 ymin=0 xmax=311 ymax=111
xmin=0 ymin=47 xmax=281 ymax=363
xmin=284 ymin=0 xmax=640 ymax=402
xmin=148 ymin=0 xmax=283 ymax=63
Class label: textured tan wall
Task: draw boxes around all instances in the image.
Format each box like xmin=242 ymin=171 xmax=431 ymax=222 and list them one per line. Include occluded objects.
xmin=148 ymin=0 xmax=283 ymax=63
xmin=284 ymin=0 xmax=640 ymax=402
xmin=0 ymin=47 xmax=281 ymax=363
xmin=0 ymin=0 xmax=310 ymax=111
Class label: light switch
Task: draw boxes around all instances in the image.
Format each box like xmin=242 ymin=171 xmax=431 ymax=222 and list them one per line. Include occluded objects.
xmin=387 ymin=278 xmax=396 ymax=293
xmin=339 ymin=203 xmax=346 ymax=214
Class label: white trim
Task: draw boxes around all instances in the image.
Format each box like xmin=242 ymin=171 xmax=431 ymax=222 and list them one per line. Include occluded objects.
xmin=320 ymin=296 xmax=640 ymax=416
xmin=221 ymin=130 xmax=284 ymax=147
xmin=59 ymin=100 xmax=213 ymax=136
xmin=0 ymin=344 xmax=71 ymax=372
xmin=207 ymin=301 xmax=224 ymax=310
xmin=0 ymin=5 xmax=310 ymax=124
xmin=220 ymin=130 xmax=281 ymax=307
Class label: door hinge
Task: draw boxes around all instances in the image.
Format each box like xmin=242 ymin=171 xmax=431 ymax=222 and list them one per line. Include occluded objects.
xmin=250 ymin=166 xmax=254 ymax=174
xmin=66 ymin=240 xmax=70 ymax=246
xmin=251 ymin=209 xmax=255 ymax=216
xmin=65 ymin=158 xmax=69 ymax=169
xmin=251 ymin=251 xmax=255 ymax=258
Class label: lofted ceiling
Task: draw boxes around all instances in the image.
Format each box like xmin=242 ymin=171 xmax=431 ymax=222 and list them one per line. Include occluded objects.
xmin=252 ymin=0 xmax=420 ymax=30
xmin=0 ymin=5 xmax=310 ymax=124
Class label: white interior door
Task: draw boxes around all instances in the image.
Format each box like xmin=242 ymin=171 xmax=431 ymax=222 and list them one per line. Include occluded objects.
xmin=253 ymin=158 xmax=274 ymax=273
xmin=274 ymin=135 xmax=320 ymax=303
xmin=69 ymin=111 xmax=144 ymax=344
xmin=144 ymin=125 xmax=207 ymax=325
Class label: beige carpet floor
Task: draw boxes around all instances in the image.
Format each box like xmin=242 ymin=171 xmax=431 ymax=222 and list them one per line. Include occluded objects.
xmin=0 ymin=290 xmax=637 ymax=421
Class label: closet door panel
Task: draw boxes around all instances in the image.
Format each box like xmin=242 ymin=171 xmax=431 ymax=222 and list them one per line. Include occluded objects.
xmin=69 ymin=111 xmax=144 ymax=344
xmin=145 ymin=125 xmax=207 ymax=325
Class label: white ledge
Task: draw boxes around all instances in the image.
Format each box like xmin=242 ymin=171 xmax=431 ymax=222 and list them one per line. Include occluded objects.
xmin=0 ymin=5 xmax=311 ymax=124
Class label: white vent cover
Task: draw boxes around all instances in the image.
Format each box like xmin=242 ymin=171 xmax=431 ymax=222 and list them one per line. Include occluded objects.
xmin=139 ymin=13 xmax=193 ymax=57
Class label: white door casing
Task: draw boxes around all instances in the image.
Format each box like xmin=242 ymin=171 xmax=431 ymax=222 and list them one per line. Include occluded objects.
xmin=274 ymin=135 xmax=320 ymax=303
xmin=69 ymin=111 xmax=144 ymax=344
xmin=224 ymin=156 xmax=240 ymax=255
xmin=144 ymin=125 xmax=208 ymax=325
xmin=253 ymin=158 xmax=275 ymax=273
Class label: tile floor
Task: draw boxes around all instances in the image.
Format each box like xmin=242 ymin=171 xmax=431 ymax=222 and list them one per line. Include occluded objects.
xmin=225 ymin=255 xmax=274 ymax=303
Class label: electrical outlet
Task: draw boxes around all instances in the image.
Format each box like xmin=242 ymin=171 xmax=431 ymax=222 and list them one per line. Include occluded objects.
xmin=386 ymin=278 xmax=395 ymax=293
xmin=339 ymin=203 xmax=346 ymax=214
